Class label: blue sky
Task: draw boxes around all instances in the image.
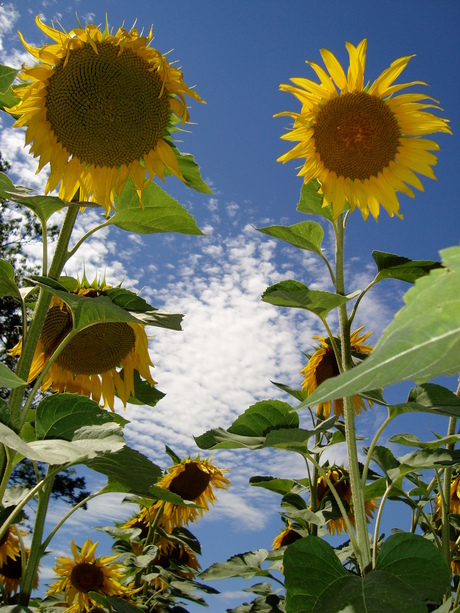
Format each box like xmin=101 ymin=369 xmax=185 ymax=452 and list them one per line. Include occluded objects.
xmin=0 ymin=1 xmax=459 ymax=610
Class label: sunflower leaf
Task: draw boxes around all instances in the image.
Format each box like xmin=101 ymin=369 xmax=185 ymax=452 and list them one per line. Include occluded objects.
xmin=84 ymin=446 xmax=162 ymax=495
xmin=249 ymin=476 xmax=307 ymax=496
xmin=296 ymin=180 xmax=333 ymax=222
xmin=171 ymin=147 xmax=213 ymax=194
xmin=124 ymin=372 xmax=165 ymax=408
xmin=0 ymin=64 xmax=18 ymax=93
xmin=200 ymin=549 xmax=271 ymax=581
xmin=298 ymin=246 xmax=460 ymax=409
xmin=373 ymin=250 xmax=442 ymax=283
xmin=257 ymin=221 xmax=324 ymax=257
xmin=111 ymin=178 xmax=204 ymax=235
xmin=262 ymin=280 xmax=356 ymax=318
xmin=0 ymin=363 xmax=26 ymax=389
xmin=0 ymin=259 xmax=21 ymax=300
xmin=284 ymin=534 xmax=449 ymax=613
xmin=35 ymin=394 xmax=119 ymax=440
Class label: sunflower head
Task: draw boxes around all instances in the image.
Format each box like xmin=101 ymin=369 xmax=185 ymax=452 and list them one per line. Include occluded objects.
xmin=9 ymin=277 xmax=156 ymax=411
xmin=301 ymin=326 xmax=373 ymax=419
xmin=272 ymin=520 xmax=303 ymax=549
xmin=316 ymin=466 xmax=378 ymax=535
xmin=10 ymin=16 xmax=204 ymax=213
xmin=0 ymin=547 xmax=39 ymax=596
xmin=276 ymin=38 xmax=450 ymax=220
xmin=0 ymin=528 xmax=21 ymax=569
xmin=146 ymin=457 xmax=230 ymax=530
xmin=47 ymin=539 xmax=126 ymax=610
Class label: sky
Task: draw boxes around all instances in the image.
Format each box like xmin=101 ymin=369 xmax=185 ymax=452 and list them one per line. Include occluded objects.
xmin=0 ymin=1 xmax=459 ymax=610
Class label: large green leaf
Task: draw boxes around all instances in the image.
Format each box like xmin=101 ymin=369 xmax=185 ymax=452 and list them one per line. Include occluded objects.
xmin=262 ymin=280 xmax=356 ymax=319
xmin=0 ymin=259 xmax=21 ymax=299
xmin=195 ymin=399 xmax=298 ymax=450
xmin=257 ymin=221 xmax=324 ymax=257
xmin=110 ymin=178 xmax=203 ymax=235
xmin=84 ymin=446 xmax=162 ymax=494
xmin=0 ymin=421 xmax=124 ymax=465
xmin=124 ymin=371 xmax=165 ymax=408
xmin=388 ymin=383 xmax=460 ymax=418
xmin=0 ymin=64 xmax=19 ymax=110
xmin=35 ymin=394 xmax=118 ymax=440
xmin=373 ymin=251 xmax=442 ymax=283
xmin=0 ymin=363 xmax=26 ymax=389
xmin=200 ymin=549 xmax=271 ymax=581
xmin=284 ymin=533 xmax=449 ymax=613
xmin=0 ymin=172 xmax=85 ymax=221
xmin=299 ymin=246 xmax=460 ymax=409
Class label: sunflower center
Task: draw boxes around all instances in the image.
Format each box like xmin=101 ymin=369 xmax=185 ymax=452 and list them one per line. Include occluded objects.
xmin=315 ymin=349 xmax=339 ymax=385
xmin=70 ymin=562 xmax=104 ymax=593
xmin=0 ymin=555 xmax=21 ymax=579
xmin=279 ymin=530 xmax=302 ymax=547
xmin=45 ymin=41 xmax=171 ymax=167
xmin=313 ymin=92 xmax=400 ymax=181
xmin=169 ymin=463 xmax=211 ymax=501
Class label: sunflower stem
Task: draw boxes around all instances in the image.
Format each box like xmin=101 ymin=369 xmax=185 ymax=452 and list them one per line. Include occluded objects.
xmin=334 ymin=214 xmax=371 ymax=575
xmin=441 ymin=414 xmax=457 ymax=571
xmin=18 ymin=468 xmax=55 ymax=605
xmin=8 ymin=203 xmax=79 ymax=432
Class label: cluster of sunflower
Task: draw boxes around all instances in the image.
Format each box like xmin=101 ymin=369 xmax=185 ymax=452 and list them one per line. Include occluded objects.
xmin=43 ymin=454 xmax=229 ymax=611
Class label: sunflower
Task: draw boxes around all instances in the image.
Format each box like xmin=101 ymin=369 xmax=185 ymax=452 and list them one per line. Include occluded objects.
xmin=9 ymin=16 xmax=204 ymax=213
xmin=48 ymin=539 xmax=126 ymax=610
xmin=0 ymin=528 xmax=21 ymax=568
xmin=149 ymin=538 xmax=200 ymax=590
xmin=143 ymin=457 xmax=230 ymax=530
xmin=316 ymin=466 xmax=378 ymax=535
xmin=276 ymin=39 xmax=450 ymax=220
xmin=9 ymin=285 xmax=156 ymax=411
xmin=301 ymin=326 xmax=373 ymax=419
xmin=0 ymin=548 xmax=39 ymax=597
xmin=272 ymin=521 xmax=303 ymax=549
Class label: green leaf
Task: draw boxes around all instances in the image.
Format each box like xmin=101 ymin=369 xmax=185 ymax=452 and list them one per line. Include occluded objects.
xmin=284 ymin=534 xmax=449 ymax=613
xmin=297 ymin=180 xmax=334 ymax=221
xmin=249 ymin=476 xmax=306 ymax=496
xmin=111 ymin=178 xmax=204 ymax=235
xmin=200 ymin=549 xmax=270 ymax=581
xmin=299 ymin=246 xmax=460 ymax=409
xmin=271 ymin=381 xmax=307 ymax=402
xmin=389 ymin=432 xmax=460 ymax=450
xmin=0 ymin=259 xmax=21 ymax=299
xmin=172 ymin=147 xmax=213 ymax=194
xmin=375 ymin=532 xmax=450 ymax=603
xmin=125 ymin=371 xmax=165 ymax=408
xmin=0 ymin=363 xmax=26 ymax=389
xmin=373 ymin=251 xmax=442 ymax=283
xmin=196 ymin=399 xmax=299 ymax=450
xmin=229 ymin=400 xmax=299 ymax=436
xmin=0 ymin=64 xmax=18 ymax=94
xmin=257 ymin=221 xmax=324 ymax=257
xmin=262 ymin=280 xmax=356 ymax=318
xmin=0 ymin=421 xmax=124 ymax=464
xmin=264 ymin=417 xmax=338 ymax=454
xmin=35 ymin=394 xmax=118 ymax=440
xmin=84 ymin=446 xmax=162 ymax=494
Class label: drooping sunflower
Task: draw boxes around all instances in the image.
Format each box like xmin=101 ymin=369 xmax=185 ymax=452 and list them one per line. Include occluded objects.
xmin=9 ymin=16 xmax=204 ymax=213
xmin=143 ymin=457 xmax=230 ymax=530
xmin=48 ymin=539 xmax=126 ymax=610
xmin=0 ymin=548 xmax=39 ymax=597
xmin=276 ymin=39 xmax=450 ymax=220
xmin=272 ymin=521 xmax=303 ymax=550
xmin=316 ymin=466 xmax=378 ymax=535
xmin=301 ymin=326 xmax=373 ymax=419
xmin=0 ymin=528 xmax=21 ymax=568
xmin=149 ymin=538 xmax=200 ymax=590
xmin=10 ymin=283 xmax=156 ymax=411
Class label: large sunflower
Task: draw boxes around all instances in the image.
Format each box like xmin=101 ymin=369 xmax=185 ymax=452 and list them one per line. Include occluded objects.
xmin=9 ymin=16 xmax=203 ymax=213
xmin=272 ymin=521 xmax=303 ymax=550
xmin=48 ymin=539 xmax=126 ymax=610
xmin=143 ymin=457 xmax=230 ymax=530
xmin=301 ymin=326 xmax=373 ymax=419
xmin=10 ymin=286 xmax=156 ymax=411
xmin=276 ymin=39 xmax=450 ymax=220
xmin=316 ymin=466 xmax=378 ymax=535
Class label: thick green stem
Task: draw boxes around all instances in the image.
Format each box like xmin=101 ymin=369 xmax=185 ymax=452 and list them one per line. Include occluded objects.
xmin=18 ymin=471 xmax=55 ymax=605
xmin=335 ymin=214 xmax=371 ymax=574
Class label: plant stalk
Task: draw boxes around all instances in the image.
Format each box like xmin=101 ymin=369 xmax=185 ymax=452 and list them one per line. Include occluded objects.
xmin=335 ymin=214 xmax=371 ymax=574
